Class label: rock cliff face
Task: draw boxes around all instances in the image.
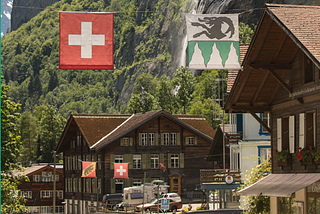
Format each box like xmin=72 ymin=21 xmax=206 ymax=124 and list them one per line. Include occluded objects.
xmin=10 ymin=0 xmax=59 ymax=32
xmin=1 ymin=0 xmax=12 ymax=36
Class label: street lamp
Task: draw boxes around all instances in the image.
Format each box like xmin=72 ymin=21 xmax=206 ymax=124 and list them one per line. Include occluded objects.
xmin=152 ymin=180 xmax=163 ymax=214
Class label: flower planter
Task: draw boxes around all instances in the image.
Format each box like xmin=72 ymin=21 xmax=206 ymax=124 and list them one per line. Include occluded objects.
xmin=277 ymin=159 xmax=291 ymax=170
xmin=299 ymin=160 xmax=313 ymax=169
xmin=313 ymin=159 xmax=320 ymax=165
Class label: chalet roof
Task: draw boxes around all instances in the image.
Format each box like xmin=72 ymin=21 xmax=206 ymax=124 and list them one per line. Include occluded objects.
xmin=13 ymin=165 xmax=63 ymax=176
xmin=225 ymin=4 xmax=320 ymax=113
xmin=227 ymin=44 xmax=249 ymax=93
xmin=56 ymin=110 xmax=215 ymax=152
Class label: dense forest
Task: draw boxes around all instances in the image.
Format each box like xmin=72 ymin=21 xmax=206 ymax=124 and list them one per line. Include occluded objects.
xmin=1 ymin=0 xmax=254 ymax=166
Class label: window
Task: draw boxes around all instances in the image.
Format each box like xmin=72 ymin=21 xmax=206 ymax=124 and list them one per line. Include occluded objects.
xmin=92 ymin=178 xmax=97 ymax=193
xmin=133 ymin=155 xmax=141 ymax=169
xmin=170 ymin=133 xmax=176 ymax=145
xmin=133 ymin=179 xmax=142 ymax=186
xmin=258 ymin=146 xmax=271 ymax=164
xmin=299 ymin=112 xmax=316 ymax=148
xmin=77 ymin=131 xmax=81 ymax=146
xmin=141 ymin=133 xmax=147 ymax=146
xmin=26 ymin=207 xmax=40 ymax=213
xmin=78 ymin=178 xmax=82 ymax=192
xmin=68 ymin=156 xmax=72 ymax=170
xmin=260 ymin=112 xmax=271 ymax=134
xmin=54 ymin=175 xmax=59 ymax=182
xmin=122 ymin=138 xmax=129 ymax=146
xmin=73 ymin=178 xmax=76 ymax=192
xmin=98 ymin=154 xmax=102 ymax=170
xmin=115 ymin=179 xmax=124 ymax=193
xmin=277 ymin=116 xmax=295 ymax=153
xmin=188 ymin=137 xmax=194 ymax=145
xmin=149 ymin=133 xmax=155 ymax=145
xmin=305 ymin=55 xmax=314 ymax=83
xmin=73 ymin=156 xmax=76 ymax=170
xmin=71 ymin=140 xmax=76 ymax=149
xmin=115 ymin=155 xmax=123 ymax=163
xmin=33 ymin=175 xmax=41 ymax=183
xmin=151 ymin=154 xmax=159 ymax=169
xmin=41 ymin=206 xmax=53 ymax=214
xmin=163 ymin=133 xmax=169 ymax=145
xmin=230 ymin=146 xmax=239 ymax=170
xmin=19 ymin=191 xmax=32 ymax=199
xmin=67 ymin=178 xmax=71 ymax=192
xmin=171 ymin=154 xmax=179 ymax=168
xmin=78 ymin=155 xmax=81 ymax=170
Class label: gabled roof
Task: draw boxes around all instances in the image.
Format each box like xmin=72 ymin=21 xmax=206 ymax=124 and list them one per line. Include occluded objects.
xmin=56 ymin=110 xmax=215 ymax=152
xmin=13 ymin=165 xmax=63 ymax=177
xmin=225 ymin=4 xmax=320 ymax=113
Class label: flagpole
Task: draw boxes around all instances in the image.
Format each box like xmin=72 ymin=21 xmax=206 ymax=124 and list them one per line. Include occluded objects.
xmin=53 ymin=151 xmax=56 ymax=214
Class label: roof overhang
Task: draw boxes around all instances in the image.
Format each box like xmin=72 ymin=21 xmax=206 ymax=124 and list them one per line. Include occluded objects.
xmin=237 ymin=173 xmax=320 ymax=197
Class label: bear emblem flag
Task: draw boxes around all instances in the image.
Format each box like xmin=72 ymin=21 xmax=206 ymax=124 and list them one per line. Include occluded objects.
xmin=59 ymin=12 xmax=114 ymax=70
xmin=186 ymin=14 xmax=240 ymax=70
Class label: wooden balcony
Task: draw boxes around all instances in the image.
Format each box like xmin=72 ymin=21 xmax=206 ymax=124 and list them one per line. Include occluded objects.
xmin=200 ymin=169 xmax=241 ymax=184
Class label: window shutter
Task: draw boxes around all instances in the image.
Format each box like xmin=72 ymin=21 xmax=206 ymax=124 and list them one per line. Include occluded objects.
xmin=146 ymin=153 xmax=151 ymax=169
xmin=120 ymin=138 xmax=124 ymax=146
xmin=177 ymin=133 xmax=180 ymax=145
xmin=161 ymin=133 xmax=164 ymax=145
xmin=124 ymin=154 xmax=133 ymax=169
xmin=167 ymin=153 xmax=171 ymax=169
xmin=299 ymin=113 xmax=305 ymax=148
xmin=110 ymin=179 xmax=115 ymax=194
xmin=313 ymin=112 xmax=316 ymax=147
xmin=155 ymin=133 xmax=159 ymax=146
xmin=139 ymin=134 xmax=142 ymax=146
xmin=289 ymin=115 xmax=295 ymax=153
xmin=277 ymin=118 xmax=282 ymax=152
xmin=110 ymin=154 xmax=115 ymax=170
xmin=130 ymin=137 xmax=133 ymax=146
xmin=195 ymin=137 xmax=198 ymax=145
xmin=160 ymin=153 xmax=164 ymax=163
xmin=185 ymin=137 xmax=189 ymax=145
xmin=142 ymin=154 xmax=147 ymax=169
xmin=180 ymin=153 xmax=184 ymax=168
xmin=124 ymin=178 xmax=133 ymax=187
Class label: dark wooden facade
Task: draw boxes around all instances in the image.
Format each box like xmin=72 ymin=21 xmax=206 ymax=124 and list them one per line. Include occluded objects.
xmin=56 ymin=110 xmax=215 ymax=212
xmin=15 ymin=164 xmax=64 ymax=213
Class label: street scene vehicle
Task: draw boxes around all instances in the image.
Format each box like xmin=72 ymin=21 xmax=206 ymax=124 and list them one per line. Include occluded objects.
xmin=102 ymin=193 xmax=123 ymax=210
xmin=160 ymin=193 xmax=181 ymax=202
xmin=135 ymin=198 xmax=182 ymax=212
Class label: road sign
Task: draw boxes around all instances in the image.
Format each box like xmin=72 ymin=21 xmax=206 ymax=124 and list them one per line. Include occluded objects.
xmin=161 ymin=198 xmax=170 ymax=210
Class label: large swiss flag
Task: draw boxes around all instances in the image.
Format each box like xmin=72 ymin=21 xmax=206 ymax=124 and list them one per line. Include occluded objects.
xmin=59 ymin=12 xmax=114 ymax=70
xmin=114 ymin=163 xmax=128 ymax=179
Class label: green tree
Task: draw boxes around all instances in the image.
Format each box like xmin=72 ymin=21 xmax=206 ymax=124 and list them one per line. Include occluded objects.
xmin=239 ymin=22 xmax=255 ymax=44
xmin=1 ymin=175 xmax=28 ymax=213
xmin=18 ymin=110 xmax=39 ymax=166
xmin=1 ymin=81 xmax=22 ymax=173
xmin=237 ymin=158 xmax=271 ymax=214
xmin=38 ymin=105 xmax=66 ymax=163
xmin=172 ymin=66 xmax=196 ymax=114
xmin=156 ymin=75 xmax=176 ymax=113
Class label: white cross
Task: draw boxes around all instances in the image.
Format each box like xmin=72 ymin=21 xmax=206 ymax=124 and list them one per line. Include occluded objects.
xmin=68 ymin=22 xmax=105 ymax=59
xmin=116 ymin=165 xmax=126 ymax=176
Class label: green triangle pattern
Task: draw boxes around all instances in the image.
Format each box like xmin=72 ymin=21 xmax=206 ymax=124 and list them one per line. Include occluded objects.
xmin=216 ymin=41 xmax=232 ymax=67
xmin=197 ymin=41 xmax=214 ymax=67
xmin=188 ymin=41 xmax=196 ymax=64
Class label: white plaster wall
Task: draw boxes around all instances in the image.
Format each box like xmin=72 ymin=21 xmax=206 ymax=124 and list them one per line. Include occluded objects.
xmin=239 ymin=141 xmax=270 ymax=181
xmin=242 ymin=113 xmax=271 ymax=141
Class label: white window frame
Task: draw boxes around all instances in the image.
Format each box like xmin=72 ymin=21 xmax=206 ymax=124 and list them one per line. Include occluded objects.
xmin=133 ymin=179 xmax=142 ymax=186
xmin=33 ymin=175 xmax=41 ymax=183
xmin=171 ymin=154 xmax=179 ymax=168
xmin=149 ymin=133 xmax=155 ymax=146
xmin=133 ymin=155 xmax=141 ymax=169
xmin=163 ymin=133 xmax=169 ymax=145
xmin=115 ymin=155 xmax=123 ymax=163
xmin=188 ymin=137 xmax=194 ymax=145
xmin=170 ymin=133 xmax=177 ymax=145
xmin=141 ymin=133 xmax=147 ymax=146
xmin=123 ymin=138 xmax=129 ymax=146
xmin=151 ymin=154 xmax=159 ymax=169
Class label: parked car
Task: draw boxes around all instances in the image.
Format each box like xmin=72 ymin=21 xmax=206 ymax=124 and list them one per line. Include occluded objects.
xmin=113 ymin=202 xmax=124 ymax=211
xmin=161 ymin=193 xmax=181 ymax=202
xmin=136 ymin=198 xmax=182 ymax=212
xmin=187 ymin=209 xmax=243 ymax=214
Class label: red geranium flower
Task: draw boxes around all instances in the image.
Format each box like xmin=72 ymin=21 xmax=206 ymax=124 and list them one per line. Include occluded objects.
xmin=274 ymin=150 xmax=278 ymax=153
xmin=309 ymin=145 xmax=313 ymax=149
xmin=298 ymin=147 xmax=302 ymax=151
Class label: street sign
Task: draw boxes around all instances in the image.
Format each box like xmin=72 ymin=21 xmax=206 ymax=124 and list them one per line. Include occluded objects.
xmin=161 ymin=198 xmax=170 ymax=210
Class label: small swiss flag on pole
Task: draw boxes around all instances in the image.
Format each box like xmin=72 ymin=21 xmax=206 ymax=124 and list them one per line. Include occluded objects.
xmin=59 ymin=12 xmax=114 ymax=70
xmin=114 ymin=163 xmax=129 ymax=179
xmin=158 ymin=161 xmax=166 ymax=172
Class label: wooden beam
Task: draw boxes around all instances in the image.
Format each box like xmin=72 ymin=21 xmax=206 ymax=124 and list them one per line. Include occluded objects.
xmin=267 ymin=69 xmax=292 ymax=94
xmin=251 ymin=18 xmax=273 ymax=63
xmin=250 ymin=70 xmax=269 ymax=105
xmin=249 ymin=111 xmax=272 ymax=134
xmin=268 ymin=71 xmax=287 ymax=105
xmin=271 ymin=33 xmax=287 ymax=63
xmin=249 ymin=63 xmax=292 ymax=70
xmin=232 ymin=67 xmax=252 ymax=105
xmin=230 ymin=105 xmax=271 ymax=113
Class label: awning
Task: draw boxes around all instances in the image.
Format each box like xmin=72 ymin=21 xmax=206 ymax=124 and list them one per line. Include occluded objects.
xmin=237 ymin=173 xmax=320 ymax=198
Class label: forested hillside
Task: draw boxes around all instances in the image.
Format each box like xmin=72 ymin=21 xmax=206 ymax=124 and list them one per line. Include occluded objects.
xmin=1 ymin=0 xmax=256 ymax=166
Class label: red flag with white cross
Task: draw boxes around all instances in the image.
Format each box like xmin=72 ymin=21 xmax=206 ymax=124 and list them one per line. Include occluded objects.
xmin=158 ymin=161 xmax=166 ymax=172
xmin=114 ymin=163 xmax=128 ymax=179
xmin=59 ymin=12 xmax=114 ymax=70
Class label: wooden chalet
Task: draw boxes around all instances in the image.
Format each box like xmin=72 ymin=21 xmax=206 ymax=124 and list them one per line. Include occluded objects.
xmin=225 ymin=4 xmax=320 ymax=214
xmin=14 ymin=164 xmax=64 ymax=213
xmin=56 ymin=110 xmax=215 ymax=213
